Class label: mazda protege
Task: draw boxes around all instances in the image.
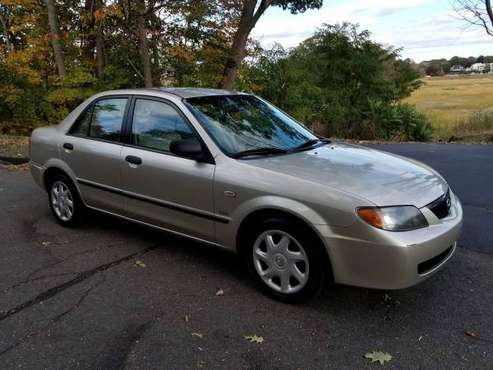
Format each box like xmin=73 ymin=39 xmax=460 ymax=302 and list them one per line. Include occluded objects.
xmin=30 ymin=88 xmax=463 ymax=302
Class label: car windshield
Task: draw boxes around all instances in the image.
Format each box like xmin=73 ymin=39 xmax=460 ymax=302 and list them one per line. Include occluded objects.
xmin=184 ymin=95 xmax=318 ymax=157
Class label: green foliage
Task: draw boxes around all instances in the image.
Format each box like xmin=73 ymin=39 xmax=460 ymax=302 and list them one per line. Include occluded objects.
xmin=0 ymin=63 xmax=44 ymax=135
xmin=273 ymin=0 xmax=323 ymax=13
xmin=243 ymin=23 xmax=427 ymax=141
xmin=368 ymin=102 xmax=433 ymax=141
xmin=0 ymin=0 xmax=428 ymax=142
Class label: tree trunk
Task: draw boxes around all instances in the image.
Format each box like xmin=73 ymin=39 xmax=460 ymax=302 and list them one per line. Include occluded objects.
xmin=82 ymin=0 xmax=95 ymax=62
xmin=95 ymin=0 xmax=104 ymax=78
xmin=95 ymin=23 xmax=104 ymax=78
xmin=151 ymin=36 xmax=160 ymax=85
xmin=0 ymin=10 xmax=13 ymax=53
xmin=136 ymin=0 xmax=152 ymax=87
xmin=219 ymin=0 xmax=271 ymax=90
xmin=45 ymin=0 xmax=66 ymax=77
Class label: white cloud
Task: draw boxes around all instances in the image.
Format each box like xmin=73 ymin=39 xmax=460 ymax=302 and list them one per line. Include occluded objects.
xmin=252 ymin=0 xmax=493 ymax=61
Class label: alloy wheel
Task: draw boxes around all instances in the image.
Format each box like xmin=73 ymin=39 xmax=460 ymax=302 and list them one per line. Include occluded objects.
xmin=51 ymin=180 xmax=74 ymax=222
xmin=252 ymin=230 xmax=309 ymax=294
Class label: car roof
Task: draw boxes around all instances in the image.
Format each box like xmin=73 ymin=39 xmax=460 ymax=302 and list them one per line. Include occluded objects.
xmin=157 ymin=87 xmax=242 ymax=99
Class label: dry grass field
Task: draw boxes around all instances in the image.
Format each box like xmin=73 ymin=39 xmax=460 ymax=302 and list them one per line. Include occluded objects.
xmin=405 ymin=74 xmax=493 ymax=141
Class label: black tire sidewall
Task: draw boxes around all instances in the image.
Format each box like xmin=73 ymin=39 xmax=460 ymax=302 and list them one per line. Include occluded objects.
xmin=243 ymin=218 xmax=329 ymax=303
xmin=47 ymin=174 xmax=83 ymax=227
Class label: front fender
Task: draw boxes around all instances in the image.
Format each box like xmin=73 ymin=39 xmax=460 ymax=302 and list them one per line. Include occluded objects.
xmin=215 ymin=195 xmax=331 ymax=251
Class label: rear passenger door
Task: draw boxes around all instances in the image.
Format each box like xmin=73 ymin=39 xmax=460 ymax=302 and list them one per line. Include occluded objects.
xmin=120 ymin=97 xmax=216 ymax=242
xmin=61 ymin=96 xmax=129 ymax=214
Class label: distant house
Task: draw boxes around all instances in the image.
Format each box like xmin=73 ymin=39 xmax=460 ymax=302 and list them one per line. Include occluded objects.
xmin=470 ymin=63 xmax=486 ymax=73
xmin=450 ymin=65 xmax=465 ymax=73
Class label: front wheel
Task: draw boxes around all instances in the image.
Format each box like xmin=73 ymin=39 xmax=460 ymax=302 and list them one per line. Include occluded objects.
xmin=243 ymin=219 xmax=329 ymax=303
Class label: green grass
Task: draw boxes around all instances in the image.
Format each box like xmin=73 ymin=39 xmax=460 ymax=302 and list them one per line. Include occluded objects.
xmin=405 ymin=75 xmax=493 ymax=141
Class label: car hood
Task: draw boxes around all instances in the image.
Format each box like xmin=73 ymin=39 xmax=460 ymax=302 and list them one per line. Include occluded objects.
xmin=245 ymin=142 xmax=448 ymax=207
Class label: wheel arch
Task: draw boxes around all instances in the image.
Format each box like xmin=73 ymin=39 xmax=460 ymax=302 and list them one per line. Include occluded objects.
xmin=235 ymin=208 xmax=333 ymax=276
xmin=42 ymin=162 xmax=84 ymax=204
xmin=43 ymin=166 xmax=70 ymax=191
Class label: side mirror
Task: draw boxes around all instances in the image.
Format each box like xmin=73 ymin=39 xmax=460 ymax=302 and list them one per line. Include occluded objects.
xmin=170 ymin=138 xmax=205 ymax=161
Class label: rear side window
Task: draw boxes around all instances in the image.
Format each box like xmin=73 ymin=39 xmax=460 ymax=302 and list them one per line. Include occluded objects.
xmin=89 ymin=98 xmax=127 ymax=141
xmin=131 ymin=99 xmax=196 ymax=152
xmin=70 ymin=97 xmax=128 ymax=142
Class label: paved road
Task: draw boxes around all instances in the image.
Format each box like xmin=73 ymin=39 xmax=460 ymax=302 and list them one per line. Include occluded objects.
xmin=0 ymin=143 xmax=492 ymax=369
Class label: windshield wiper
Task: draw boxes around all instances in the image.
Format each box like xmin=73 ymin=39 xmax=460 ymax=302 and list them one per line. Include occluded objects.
xmin=292 ymin=138 xmax=331 ymax=152
xmin=232 ymin=147 xmax=288 ymax=159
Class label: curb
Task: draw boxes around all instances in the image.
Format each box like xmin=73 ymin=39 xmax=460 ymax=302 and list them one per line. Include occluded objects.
xmin=0 ymin=155 xmax=30 ymax=165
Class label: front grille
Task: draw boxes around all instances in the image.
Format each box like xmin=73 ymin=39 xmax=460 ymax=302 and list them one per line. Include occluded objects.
xmin=427 ymin=190 xmax=451 ymax=219
xmin=418 ymin=246 xmax=454 ymax=274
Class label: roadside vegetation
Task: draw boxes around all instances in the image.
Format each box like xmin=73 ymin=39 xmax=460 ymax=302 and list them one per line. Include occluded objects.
xmin=0 ymin=0 xmax=491 ymax=146
xmin=405 ymin=75 xmax=493 ymax=142
xmin=0 ymin=0 xmax=429 ymax=143
xmin=0 ymin=135 xmax=29 ymax=158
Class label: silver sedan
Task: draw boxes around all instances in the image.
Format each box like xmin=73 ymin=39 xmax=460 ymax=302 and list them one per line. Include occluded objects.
xmin=30 ymin=88 xmax=463 ymax=302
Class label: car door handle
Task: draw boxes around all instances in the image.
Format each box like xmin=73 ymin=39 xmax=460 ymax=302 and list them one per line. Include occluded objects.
xmin=125 ymin=155 xmax=142 ymax=165
xmin=63 ymin=143 xmax=74 ymax=150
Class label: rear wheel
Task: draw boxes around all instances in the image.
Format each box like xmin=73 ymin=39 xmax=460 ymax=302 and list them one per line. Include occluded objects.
xmin=47 ymin=174 xmax=84 ymax=227
xmin=243 ymin=218 xmax=329 ymax=303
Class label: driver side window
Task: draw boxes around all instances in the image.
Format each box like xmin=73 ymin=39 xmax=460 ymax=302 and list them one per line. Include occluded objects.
xmin=131 ymin=99 xmax=196 ymax=152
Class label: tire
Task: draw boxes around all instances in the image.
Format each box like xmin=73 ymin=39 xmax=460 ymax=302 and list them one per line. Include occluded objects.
xmin=47 ymin=174 xmax=84 ymax=227
xmin=242 ymin=218 xmax=330 ymax=303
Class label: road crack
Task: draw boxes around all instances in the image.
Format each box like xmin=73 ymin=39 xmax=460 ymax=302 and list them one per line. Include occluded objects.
xmin=4 ymin=241 xmax=125 ymax=293
xmin=0 ymin=244 xmax=159 ymax=323
xmin=0 ymin=274 xmax=107 ymax=357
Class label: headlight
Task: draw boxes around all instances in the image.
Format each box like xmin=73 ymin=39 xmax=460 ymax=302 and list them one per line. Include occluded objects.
xmin=357 ymin=206 xmax=428 ymax=231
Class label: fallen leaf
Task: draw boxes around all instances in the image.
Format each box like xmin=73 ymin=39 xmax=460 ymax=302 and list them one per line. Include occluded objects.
xmin=216 ymin=288 xmax=224 ymax=296
xmin=364 ymin=351 xmax=392 ymax=365
xmin=465 ymin=331 xmax=478 ymax=337
xmin=135 ymin=260 xmax=146 ymax=268
xmin=244 ymin=335 xmax=264 ymax=344
xmin=192 ymin=332 xmax=203 ymax=338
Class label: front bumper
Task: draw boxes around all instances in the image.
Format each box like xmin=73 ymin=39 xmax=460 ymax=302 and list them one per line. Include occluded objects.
xmin=319 ymin=190 xmax=463 ymax=289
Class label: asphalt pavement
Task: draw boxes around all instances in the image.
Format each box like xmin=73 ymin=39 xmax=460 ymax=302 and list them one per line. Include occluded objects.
xmin=0 ymin=143 xmax=492 ymax=369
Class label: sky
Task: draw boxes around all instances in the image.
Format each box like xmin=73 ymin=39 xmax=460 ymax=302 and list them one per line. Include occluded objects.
xmin=252 ymin=0 xmax=493 ymax=62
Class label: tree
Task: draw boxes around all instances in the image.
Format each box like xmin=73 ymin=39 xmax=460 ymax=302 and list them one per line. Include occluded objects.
xmin=45 ymin=0 xmax=66 ymax=77
xmin=244 ymin=23 xmax=427 ymax=139
xmin=453 ymin=0 xmax=493 ymax=36
xmin=219 ymin=0 xmax=323 ymax=90
xmin=425 ymin=64 xmax=444 ymax=76
xmin=81 ymin=0 xmax=105 ymax=77
xmin=136 ymin=0 xmax=153 ymax=87
xmin=0 ymin=6 xmax=13 ymax=53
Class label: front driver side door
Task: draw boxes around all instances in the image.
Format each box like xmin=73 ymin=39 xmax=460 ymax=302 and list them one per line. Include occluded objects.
xmin=120 ymin=97 xmax=217 ymax=242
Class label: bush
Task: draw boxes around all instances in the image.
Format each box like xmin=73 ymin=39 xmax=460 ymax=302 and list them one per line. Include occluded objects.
xmin=368 ymin=103 xmax=433 ymax=141
xmin=243 ymin=23 xmax=426 ymax=141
